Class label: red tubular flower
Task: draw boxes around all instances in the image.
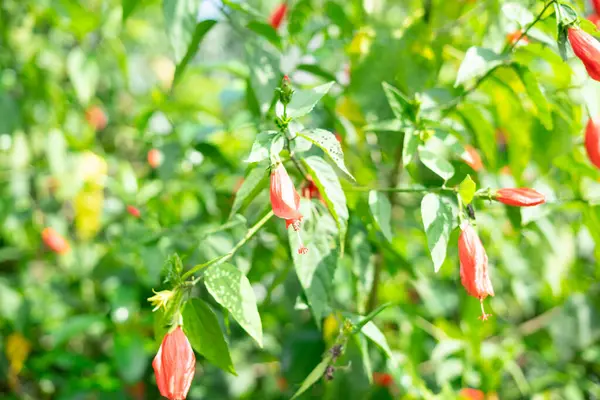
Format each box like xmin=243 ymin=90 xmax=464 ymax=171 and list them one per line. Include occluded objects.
xmin=594 ymin=0 xmax=600 ymax=15
xmin=127 ymin=205 xmax=141 ymax=218
xmin=568 ymin=28 xmax=600 ymax=81
xmin=494 ymin=188 xmax=545 ymax=207
xmin=269 ymin=3 xmax=287 ymax=30
xmin=372 ymin=372 xmax=394 ymax=387
xmin=148 ymin=149 xmax=163 ymax=169
xmin=458 ymin=224 xmax=494 ymax=320
xmin=153 ymin=327 xmax=195 ymax=400
xmin=462 ymin=145 xmax=483 ymax=171
xmin=459 ymin=388 xmax=485 ymax=400
xmin=301 ymin=179 xmax=325 ymax=206
xmin=588 ymin=13 xmax=600 ymax=29
xmin=42 ymin=227 xmax=70 ymax=254
xmin=85 ymin=105 xmax=108 ymax=131
xmin=585 ymin=118 xmax=600 ymax=169
xmin=270 ymin=164 xmax=308 ymax=254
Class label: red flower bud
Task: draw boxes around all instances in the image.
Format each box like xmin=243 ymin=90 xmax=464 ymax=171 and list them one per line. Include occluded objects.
xmin=594 ymin=0 xmax=600 ymax=15
xmin=372 ymin=372 xmax=394 ymax=387
xmin=127 ymin=205 xmax=141 ymax=218
xmin=269 ymin=3 xmax=287 ymax=30
xmin=462 ymin=145 xmax=483 ymax=171
xmin=494 ymin=188 xmax=545 ymax=207
xmin=85 ymin=105 xmax=108 ymax=131
xmin=42 ymin=227 xmax=70 ymax=254
xmin=459 ymin=388 xmax=485 ymax=400
xmin=568 ymin=28 xmax=600 ymax=81
xmin=153 ymin=327 xmax=195 ymax=400
xmin=148 ymin=149 xmax=163 ymax=169
xmin=585 ymin=118 xmax=600 ymax=169
xmin=301 ymin=179 xmax=325 ymax=206
xmin=458 ymin=224 xmax=493 ymax=320
xmin=270 ymin=164 xmax=308 ymax=254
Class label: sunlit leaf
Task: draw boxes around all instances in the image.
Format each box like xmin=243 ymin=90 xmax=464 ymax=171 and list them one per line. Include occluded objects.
xmin=421 ymin=193 xmax=454 ymax=272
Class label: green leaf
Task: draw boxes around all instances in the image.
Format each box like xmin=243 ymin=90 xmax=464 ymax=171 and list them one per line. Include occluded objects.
xmin=67 ymin=48 xmax=99 ymax=105
xmin=245 ymin=41 xmax=279 ymax=115
xmin=361 ymin=321 xmax=396 ymax=365
xmin=230 ymin=163 xmax=269 ymax=218
xmin=122 ymin=0 xmax=140 ymax=21
xmin=297 ymin=129 xmax=355 ymax=181
xmin=368 ymin=190 xmax=393 ymax=242
xmin=421 ymin=193 xmax=454 ymax=273
xmin=403 ymin=128 xmax=421 ymax=166
xmin=555 ymin=3 xmax=578 ymax=27
xmin=454 ymin=47 xmax=506 ymax=87
xmin=418 ymin=148 xmax=455 ymax=181
xmin=245 ymin=131 xmax=282 ymax=163
xmin=289 ymin=201 xmax=338 ymax=326
xmin=459 ymin=105 xmax=497 ymax=169
xmin=286 ymin=81 xmax=335 ymax=119
xmin=382 ymin=81 xmax=417 ymax=122
xmin=513 ymin=64 xmax=553 ymax=130
xmin=302 ymin=156 xmax=349 ymax=254
xmin=246 ymin=21 xmax=281 ymax=50
xmin=290 ymin=354 xmax=333 ymax=400
xmin=163 ymin=0 xmax=199 ymax=63
xmin=173 ymin=20 xmax=218 ymax=86
xmin=113 ymin=333 xmax=148 ymax=383
xmin=557 ymin=25 xmax=569 ymax=61
xmin=458 ymin=175 xmax=476 ymax=205
xmin=204 ymin=263 xmax=263 ymax=347
xmin=296 ymin=64 xmax=338 ymax=82
xmin=46 ymin=129 xmax=67 ymax=176
xmin=182 ymin=299 xmax=236 ymax=375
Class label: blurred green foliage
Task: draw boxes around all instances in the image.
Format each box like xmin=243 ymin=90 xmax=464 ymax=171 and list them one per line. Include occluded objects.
xmin=1 ymin=0 xmax=600 ymax=399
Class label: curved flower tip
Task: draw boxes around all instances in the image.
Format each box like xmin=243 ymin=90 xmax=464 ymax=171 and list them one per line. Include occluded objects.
xmin=270 ymin=164 xmax=303 ymax=222
xmin=153 ymin=327 xmax=195 ymax=400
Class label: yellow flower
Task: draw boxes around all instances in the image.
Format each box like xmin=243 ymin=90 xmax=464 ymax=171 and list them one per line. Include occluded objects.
xmin=147 ymin=290 xmax=174 ymax=312
xmin=6 ymin=333 xmax=31 ymax=375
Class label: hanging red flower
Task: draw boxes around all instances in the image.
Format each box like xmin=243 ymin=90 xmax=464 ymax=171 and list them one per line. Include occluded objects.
xmin=270 ymin=164 xmax=308 ymax=254
xmin=568 ymin=27 xmax=600 ymax=81
xmin=153 ymin=327 xmax=196 ymax=400
xmin=458 ymin=224 xmax=494 ymax=320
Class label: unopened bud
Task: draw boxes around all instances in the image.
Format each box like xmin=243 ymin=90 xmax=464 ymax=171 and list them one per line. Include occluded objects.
xmin=279 ymin=75 xmax=293 ymax=105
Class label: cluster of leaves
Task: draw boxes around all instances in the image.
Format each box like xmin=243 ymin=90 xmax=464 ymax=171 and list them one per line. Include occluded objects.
xmin=1 ymin=0 xmax=600 ymax=399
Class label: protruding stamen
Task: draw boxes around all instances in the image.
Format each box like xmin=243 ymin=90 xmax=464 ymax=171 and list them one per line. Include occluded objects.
xmin=478 ymin=298 xmax=492 ymax=321
xmin=294 ymin=224 xmax=308 ymax=255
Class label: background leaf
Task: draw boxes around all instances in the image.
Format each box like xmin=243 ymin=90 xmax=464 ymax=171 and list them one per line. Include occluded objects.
xmin=182 ymin=299 xmax=236 ymax=375
xmin=368 ymin=190 xmax=393 ymax=242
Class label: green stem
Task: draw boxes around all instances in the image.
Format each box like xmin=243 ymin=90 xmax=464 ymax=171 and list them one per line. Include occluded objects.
xmin=349 ymin=186 xmax=457 ymax=194
xmin=181 ymin=210 xmax=275 ymax=282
